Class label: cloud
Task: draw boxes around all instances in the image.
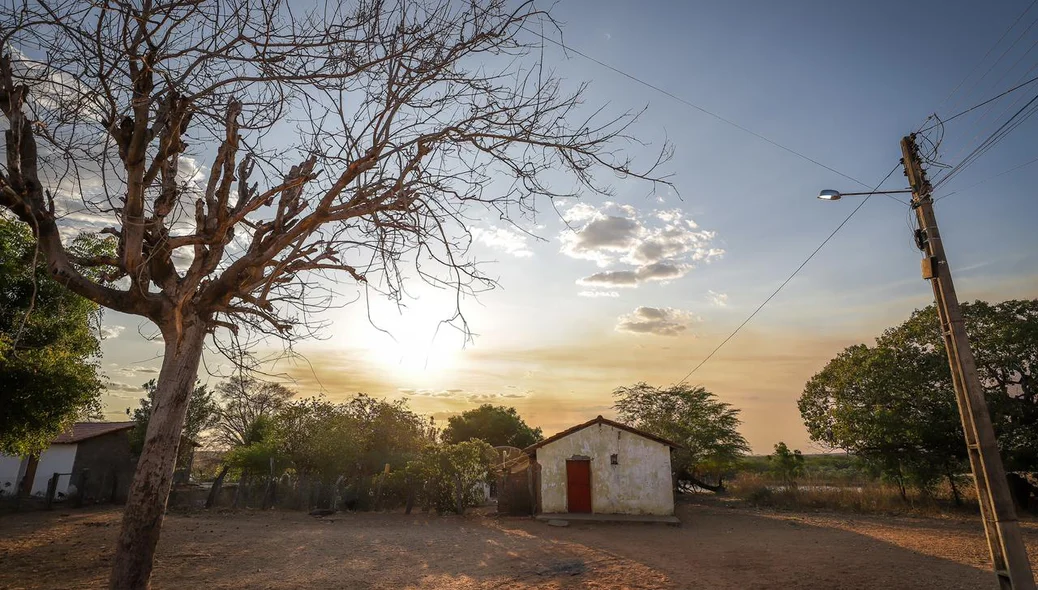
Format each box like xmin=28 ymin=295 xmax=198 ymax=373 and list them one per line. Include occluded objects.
xmin=560 ymin=215 xmax=641 ymax=266
xmin=100 ymin=325 xmax=125 ymax=339
xmin=615 ymin=306 xmax=697 ymax=337
xmin=577 ymin=262 xmax=690 ymax=288
xmin=708 ymin=290 xmax=729 ymax=307
xmin=578 ymin=290 xmax=620 ymax=298
xmin=399 ymin=388 xmax=529 ymax=401
xmin=105 ymin=381 xmax=143 ymax=396
xmin=559 ymin=202 xmax=722 ymax=288
xmin=471 ymin=226 xmax=534 ymax=258
xmin=578 ymin=270 xmax=638 ymax=287
xmin=115 ymin=365 xmax=160 ymax=377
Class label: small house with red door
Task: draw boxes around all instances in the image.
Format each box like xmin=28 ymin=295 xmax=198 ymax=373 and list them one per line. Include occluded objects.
xmin=524 ymin=416 xmax=679 ymax=516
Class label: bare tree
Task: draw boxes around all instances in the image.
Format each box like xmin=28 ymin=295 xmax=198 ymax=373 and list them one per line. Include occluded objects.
xmin=212 ymin=376 xmax=294 ymax=447
xmin=0 ymin=0 xmax=668 ymax=587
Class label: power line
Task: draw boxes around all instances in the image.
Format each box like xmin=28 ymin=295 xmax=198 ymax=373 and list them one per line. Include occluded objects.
xmin=920 ymin=72 xmax=1038 ymax=132
xmin=524 ymin=26 xmax=904 ymax=201
xmin=935 ymin=154 xmax=1038 ymax=202
xmin=947 ymin=0 xmax=1038 ymax=116
xmin=675 ymin=164 xmax=902 ymax=386
xmin=935 ymin=90 xmax=1038 ymax=189
xmin=934 ymin=0 xmax=1038 ymax=115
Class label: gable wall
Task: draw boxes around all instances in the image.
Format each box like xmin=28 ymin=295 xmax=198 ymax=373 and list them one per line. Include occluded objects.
xmin=537 ymin=422 xmax=674 ymax=515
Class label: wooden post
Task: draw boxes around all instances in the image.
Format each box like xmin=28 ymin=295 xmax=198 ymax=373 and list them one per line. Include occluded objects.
xmin=527 ymin=463 xmax=536 ymax=516
xmin=404 ymin=474 xmax=415 ymax=515
xmin=454 ymin=474 xmax=464 ymax=515
xmin=44 ymin=473 xmax=60 ymax=510
xmin=73 ymin=469 xmax=89 ymax=508
xmin=109 ymin=470 xmax=119 ymax=503
xmin=903 ymin=134 xmax=1035 ymax=590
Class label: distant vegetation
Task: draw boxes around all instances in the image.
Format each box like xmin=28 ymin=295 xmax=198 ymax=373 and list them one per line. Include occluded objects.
xmin=129 ymin=381 xmax=509 ymax=516
xmin=725 ymin=299 xmax=1038 ymax=516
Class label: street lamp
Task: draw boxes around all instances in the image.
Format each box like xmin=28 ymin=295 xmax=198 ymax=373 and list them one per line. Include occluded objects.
xmin=817 ymin=189 xmax=913 ymax=201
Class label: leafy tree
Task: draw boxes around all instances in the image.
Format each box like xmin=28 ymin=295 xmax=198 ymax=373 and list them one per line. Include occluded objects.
xmin=798 ymin=300 xmax=1038 ymax=501
xmin=341 ymin=394 xmax=436 ymax=474
xmin=769 ymin=443 xmax=805 ymax=490
xmin=127 ymin=379 xmax=219 ymax=455
xmin=0 ymin=218 xmax=105 ymax=455
xmin=442 ymin=404 xmax=542 ymax=448
xmin=614 ymin=383 xmax=750 ymax=492
xmin=213 ymin=377 xmax=295 ymax=448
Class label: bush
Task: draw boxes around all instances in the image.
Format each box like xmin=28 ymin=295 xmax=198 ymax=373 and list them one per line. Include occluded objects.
xmin=408 ymin=440 xmax=494 ymax=514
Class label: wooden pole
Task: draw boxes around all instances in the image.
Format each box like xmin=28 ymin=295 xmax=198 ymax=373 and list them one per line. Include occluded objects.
xmin=44 ymin=473 xmax=59 ymax=510
xmin=902 ymin=134 xmax=1035 ymax=590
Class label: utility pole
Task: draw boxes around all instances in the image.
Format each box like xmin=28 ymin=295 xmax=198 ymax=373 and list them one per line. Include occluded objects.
xmin=901 ymin=134 xmax=1035 ymax=590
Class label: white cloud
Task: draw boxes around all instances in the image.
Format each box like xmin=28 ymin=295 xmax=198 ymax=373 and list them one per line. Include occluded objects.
xmin=708 ymin=290 xmax=729 ymax=307
xmin=560 ymin=202 xmax=722 ymax=288
xmin=100 ymin=325 xmax=125 ymax=339
xmin=615 ymin=306 xmax=697 ymax=337
xmin=578 ymin=290 xmax=620 ymax=298
xmin=471 ymin=226 xmax=534 ymax=258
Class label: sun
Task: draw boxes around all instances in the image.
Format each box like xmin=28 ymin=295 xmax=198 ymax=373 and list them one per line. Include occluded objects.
xmin=368 ymin=320 xmax=463 ymax=380
xmin=354 ymin=295 xmax=469 ymax=381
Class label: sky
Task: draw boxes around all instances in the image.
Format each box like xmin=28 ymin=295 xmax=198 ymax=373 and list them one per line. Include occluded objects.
xmin=95 ymin=0 xmax=1038 ymax=454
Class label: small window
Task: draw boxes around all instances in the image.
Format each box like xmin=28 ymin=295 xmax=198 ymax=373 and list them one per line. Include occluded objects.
xmin=610 ymin=453 xmax=619 ymax=465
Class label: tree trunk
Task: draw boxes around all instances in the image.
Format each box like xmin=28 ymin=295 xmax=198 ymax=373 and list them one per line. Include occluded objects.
xmin=947 ymin=473 xmax=962 ymax=507
xmin=109 ymin=320 xmax=206 ymax=590
xmin=206 ymin=465 xmax=230 ymax=509
xmin=686 ymin=475 xmax=726 ymax=494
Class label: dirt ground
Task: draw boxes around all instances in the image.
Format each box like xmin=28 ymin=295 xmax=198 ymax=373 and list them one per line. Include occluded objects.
xmin=2 ymin=498 xmax=1037 ymax=589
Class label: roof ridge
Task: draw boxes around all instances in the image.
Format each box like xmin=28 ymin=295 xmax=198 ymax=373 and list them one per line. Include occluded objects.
xmin=524 ymin=415 xmax=681 ymax=452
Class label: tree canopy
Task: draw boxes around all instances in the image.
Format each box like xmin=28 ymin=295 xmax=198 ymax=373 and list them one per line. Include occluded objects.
xmin=0 ymin=218 xmax=105 ymax=455
xmin=128 ymin=379 xmax=219 ymax=456
xmin=798 ymin=300 xmax=1038 ymax=495
xmin=613 ymin=382 xmax=749 ymax=490
xmin=441 ymin=404 xmax=543 ymax=448
xmin=212 ymin=377 xmax=296 ymax=448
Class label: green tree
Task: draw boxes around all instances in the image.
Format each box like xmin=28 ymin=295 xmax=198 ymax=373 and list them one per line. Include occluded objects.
xmin=127 ymin=379 xmax=219 ymax=455
xmin=0 ymin=218 xmax=106 ymax=455
xmin=798 ymin=300 xmax=1038 ymax=501
xmin=769 ymin=442 xmax=805 ymax=490
xmin=613 ymin=382 xmax=750 ymax=492
xmin=407 ymin=439 xmax=495 ymax=514
xmin=442 ymin=404 xmax=543 ymax=448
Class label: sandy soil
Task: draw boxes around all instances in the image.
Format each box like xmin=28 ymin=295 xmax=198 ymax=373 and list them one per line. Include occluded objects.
xmin=2 ymin=498 xmax=1037 ymax=589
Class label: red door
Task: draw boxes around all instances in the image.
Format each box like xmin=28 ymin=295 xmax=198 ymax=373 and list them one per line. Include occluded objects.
xmin=566 ymin=460 xmax=592 ymax=513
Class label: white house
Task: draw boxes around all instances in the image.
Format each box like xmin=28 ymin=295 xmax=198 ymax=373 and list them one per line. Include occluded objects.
xmin=0 ymin=422 xmax=136 ymax=500
xmin=525 ymin=416 xmax=679 ymax=516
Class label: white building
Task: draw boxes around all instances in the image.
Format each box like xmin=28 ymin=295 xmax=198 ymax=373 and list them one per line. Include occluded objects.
xmin=526 ymin=416 xmax=678 ymax=516
xmin=0 ymin=422 xmax=136 ymax=499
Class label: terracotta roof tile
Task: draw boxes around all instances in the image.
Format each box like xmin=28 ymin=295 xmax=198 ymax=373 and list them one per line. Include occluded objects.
xmin=52 ymin=422 xmax=135 ymax=444
xmin=523 ymin=415 xmax=681 ymax=453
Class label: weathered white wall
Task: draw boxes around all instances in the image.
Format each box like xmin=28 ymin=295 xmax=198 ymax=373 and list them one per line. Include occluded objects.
xmin=537 ymin=422 xmax=674 ymax=515
xmin=0 ymin=455 xmax=25 ymax=496
xmin=30 ymin=444 xmax=77 ymax=496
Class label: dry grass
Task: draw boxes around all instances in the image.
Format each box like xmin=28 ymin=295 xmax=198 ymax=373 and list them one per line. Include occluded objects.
xmin=728 ymin=472 xmax=979 ymax=517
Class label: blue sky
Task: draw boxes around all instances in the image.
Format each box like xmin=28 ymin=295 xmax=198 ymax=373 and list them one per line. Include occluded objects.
xmin=97 ymin=0 xmax=1038 ymax=453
